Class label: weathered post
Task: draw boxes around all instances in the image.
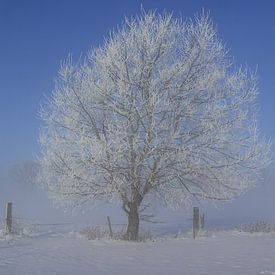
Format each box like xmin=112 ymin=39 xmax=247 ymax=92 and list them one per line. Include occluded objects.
xmin=5 ymin=202 xmax=12 ymax=234
xmin=107 ymin=216 xmax=113 ymax=238
xmin=200 ymin=213 xmax=205 ymax=229
xmin=193 ymin=207 xmax=200 ymax=239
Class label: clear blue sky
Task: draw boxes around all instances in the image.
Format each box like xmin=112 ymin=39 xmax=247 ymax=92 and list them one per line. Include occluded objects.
xmin=0 ymin=0 xmax=274 ymax=171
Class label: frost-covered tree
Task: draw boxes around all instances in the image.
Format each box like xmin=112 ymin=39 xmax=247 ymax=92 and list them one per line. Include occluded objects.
xmin=39 ymin=12 xmax=270 ymax=241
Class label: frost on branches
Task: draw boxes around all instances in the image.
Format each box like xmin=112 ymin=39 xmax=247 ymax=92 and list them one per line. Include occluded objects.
xmin=39 ymin=12 xmax=270 ymax=241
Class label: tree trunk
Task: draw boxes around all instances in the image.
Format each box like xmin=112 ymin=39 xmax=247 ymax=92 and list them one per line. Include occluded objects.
xmin=126 ymin=203 xmax=139 ymax=241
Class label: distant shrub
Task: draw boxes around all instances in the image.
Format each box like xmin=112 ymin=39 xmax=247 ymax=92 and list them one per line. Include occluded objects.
xmin=239 ymin=222 xmax=275 ymax=233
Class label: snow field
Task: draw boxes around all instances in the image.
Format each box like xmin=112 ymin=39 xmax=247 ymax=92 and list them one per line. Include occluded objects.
xmin=0 ymin=230 xmax=275 ymax=275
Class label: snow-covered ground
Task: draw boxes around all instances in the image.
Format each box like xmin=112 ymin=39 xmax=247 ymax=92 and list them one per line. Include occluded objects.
xmin=1 ymin=174 xmax=275 ymax=275
xmin=1 ymin=228 xmax=275 ymax=275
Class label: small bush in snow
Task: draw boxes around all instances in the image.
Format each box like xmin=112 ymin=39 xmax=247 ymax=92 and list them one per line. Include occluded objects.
xmin=0 ymin=220 xmax=38 ymax=238
xmin=80 ymin=226 xmax=153 ymax=241
xmin=137 ymin=229 xmax=153 ymax=242
xmin=80 ymin=226 xmax=109 ymax=240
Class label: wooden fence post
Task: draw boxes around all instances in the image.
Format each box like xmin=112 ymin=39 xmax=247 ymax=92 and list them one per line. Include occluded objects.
xmin=193 ymin=207 xmax=200 ymax=239
xmin=5 ymin=202 xmax=12 ymax=234
xmin=200 ymin=213 xmax=205 ymax=229
xmin=107 ymin=216 xmax=113 ymax=238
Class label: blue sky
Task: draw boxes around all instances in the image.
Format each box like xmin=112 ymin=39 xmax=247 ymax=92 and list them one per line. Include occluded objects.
xmin=0 ymin=0 xmax=274 ymax=171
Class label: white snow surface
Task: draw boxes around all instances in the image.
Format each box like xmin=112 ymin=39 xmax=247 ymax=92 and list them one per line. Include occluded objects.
xmin=1 ymin=229 xmax=275 ymax=275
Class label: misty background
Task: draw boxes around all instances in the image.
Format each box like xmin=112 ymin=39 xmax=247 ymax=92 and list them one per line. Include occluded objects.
xmin=0 ymin=0 xmax=274 ymax=231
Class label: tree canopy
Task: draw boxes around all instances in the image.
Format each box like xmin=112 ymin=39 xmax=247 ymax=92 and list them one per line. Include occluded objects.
xmin=39 ymin=12 xmax=270 ymax=240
